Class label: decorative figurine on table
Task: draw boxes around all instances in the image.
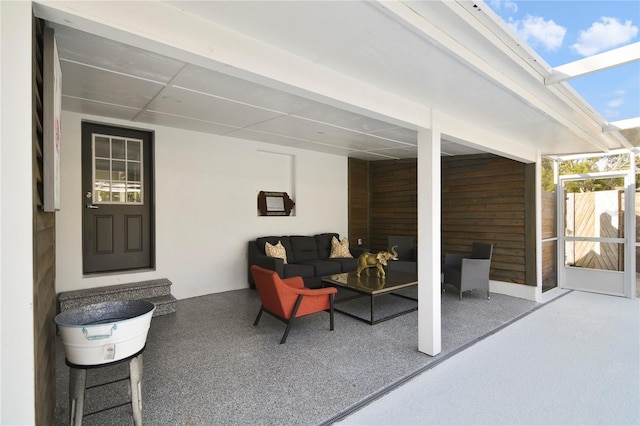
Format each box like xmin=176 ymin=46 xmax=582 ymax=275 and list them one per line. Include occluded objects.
xmin=355 ymin=245 xmax=398 ymax=278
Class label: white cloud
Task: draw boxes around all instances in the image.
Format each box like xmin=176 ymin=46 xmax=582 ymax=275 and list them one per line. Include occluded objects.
xmin=572 ymin=17 xmax=638 ymax=56
xmin=489 ymin=0 xmax=518 ymax=13
xmin=607 ymin=98 xmax=624 ymax=108
xmin=508 ymin=15 xmax=567 ymax=51
xmin=603 ymin=108 xmax=620 ymax=120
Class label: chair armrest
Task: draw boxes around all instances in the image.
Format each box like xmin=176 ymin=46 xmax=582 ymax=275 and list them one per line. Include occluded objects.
xmin=292 ymin=286 xmax=337 ymax=296
xmin=444 ymin=253 xmax=466 ymax=269
xmin=460 ymin=258 xmax=491 ymax=280
xmin=283 ymin=277 xmax=337 ymax=296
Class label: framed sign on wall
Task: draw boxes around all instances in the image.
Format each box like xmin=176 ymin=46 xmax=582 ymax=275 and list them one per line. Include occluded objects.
xmin=43 ymin=27 xmax=62 ymax=212
xmin=257 ymin=191 xmax=295 ymax=216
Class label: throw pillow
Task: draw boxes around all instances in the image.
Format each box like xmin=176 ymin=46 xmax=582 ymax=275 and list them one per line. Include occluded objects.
xmin=329 ymin=236 xmax=353 ymax=258
xmin=265 ymin=241 xmax=288 ymax=264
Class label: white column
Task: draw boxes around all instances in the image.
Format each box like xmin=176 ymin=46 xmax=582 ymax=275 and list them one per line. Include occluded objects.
xmin=0 ymin=1 xmax=36 ymax=424
xmin=417 ymin=120 xmax=441 ymax=356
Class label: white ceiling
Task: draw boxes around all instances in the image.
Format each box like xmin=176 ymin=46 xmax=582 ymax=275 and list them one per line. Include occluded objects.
xmin=35 ymin=0 xmax=633 ymax=161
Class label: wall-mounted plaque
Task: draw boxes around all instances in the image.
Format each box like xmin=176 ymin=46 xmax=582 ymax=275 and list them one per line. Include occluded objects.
xmin=258 ymin=191 xmax=295 ymax=216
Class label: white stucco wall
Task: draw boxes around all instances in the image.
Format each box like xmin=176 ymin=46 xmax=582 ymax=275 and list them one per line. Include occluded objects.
xmin=56 ymin=111 xmax=349 ymax=299
xmin=0 ymin=2 xmax=36 ymax=424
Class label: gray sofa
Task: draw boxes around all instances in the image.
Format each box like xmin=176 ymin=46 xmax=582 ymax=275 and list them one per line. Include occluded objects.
xmin=248 ymin=233 xmax=363 ymax=288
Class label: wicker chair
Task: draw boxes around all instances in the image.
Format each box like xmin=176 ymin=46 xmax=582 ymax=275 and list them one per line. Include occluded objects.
xmin=443 ymin=242 xmax=493 ymax=300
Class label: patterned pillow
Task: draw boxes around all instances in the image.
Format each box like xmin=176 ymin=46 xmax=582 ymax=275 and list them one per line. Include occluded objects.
xmin=329 ymin=236 xmax=353 ymax=258
xmin=265 ymin=241 xmax=288 ymax=264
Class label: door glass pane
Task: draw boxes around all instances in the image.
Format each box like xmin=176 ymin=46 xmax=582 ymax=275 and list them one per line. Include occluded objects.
xmin=127 ymin=141 xmax=141 ymax=161
xmin=564 ymin=186 xmax=623 ymax=238
xmin=112 ymin=139 xmax=126 ymax=159
xmin=127 ymin=182 xmax=141 ymax=203
xmin=111 ymin=182 xmax=125 ymax=202
xmin=564 ymin=178 xmax=624 ymax=272
xmin=565 ymin=241 xmax=624 ymax=271
xmin=112 ymin=160 xmax=126 ymax=181
xmin=127 ymin=162 xmax=141 ymax=182
xmin=94 ymin=181 xmax=110 ymax=202
xmin=95 ymin=159 xmax=110 ymax=181
xmin=92 ymin=135 xmax=143 ymax=205
xmin=95 ymin=137 xmax=110 ymax=158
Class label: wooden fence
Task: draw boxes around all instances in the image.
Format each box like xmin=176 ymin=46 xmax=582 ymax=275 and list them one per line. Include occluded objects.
xmin=565 ymin=190 xmax=623 ymax=271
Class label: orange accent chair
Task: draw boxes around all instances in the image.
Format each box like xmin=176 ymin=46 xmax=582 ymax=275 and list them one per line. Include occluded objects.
xmin=250 ymin=265 xmax=337 ymax=344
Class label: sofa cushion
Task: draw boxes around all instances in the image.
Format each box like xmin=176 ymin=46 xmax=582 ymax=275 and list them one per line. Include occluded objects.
xmin=265 ymin=241 xmax=288 ymax=264
xmin=256 ymin=236 xmax=292 ymax=257
xmin=289 ymin=236 xmax=319 ymax=263
xmin=329 ymin=236 xmax=353 ymax=258
xmin=315 ymin=233 xmax=338 ymax=259
xmin=328 ymin=257 xmax=358 ymax=272
xmin=298 ymin=259 xmax=342 ymax=277
xmin=282 ymin=263 xmax=315 ymax=279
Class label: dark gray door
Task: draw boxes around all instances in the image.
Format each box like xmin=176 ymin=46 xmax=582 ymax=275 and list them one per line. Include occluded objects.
xmin=82 ymin=122 xmax=154 ymax=273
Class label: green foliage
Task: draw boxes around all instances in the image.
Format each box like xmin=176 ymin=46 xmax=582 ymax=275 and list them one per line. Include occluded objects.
xmin=559 ymin=154 xmax=629 ymax=193
xmin=541 ymin=157 xmax=555 ymax=192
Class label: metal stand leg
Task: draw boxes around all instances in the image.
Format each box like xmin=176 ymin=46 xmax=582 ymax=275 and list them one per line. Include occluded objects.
xmin=69 ymin=367 xmax=87 ymax=426
xmin=129 ymin=354 xmax=144 ymax=426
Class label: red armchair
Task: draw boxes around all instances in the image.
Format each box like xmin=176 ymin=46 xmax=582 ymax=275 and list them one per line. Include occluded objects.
xmin=250 ymin=265 xmax=337 ymax=344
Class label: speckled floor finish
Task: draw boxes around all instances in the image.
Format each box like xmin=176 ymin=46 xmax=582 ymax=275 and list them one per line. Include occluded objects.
xmin=54 ymin=287 xmax=538 ymax=425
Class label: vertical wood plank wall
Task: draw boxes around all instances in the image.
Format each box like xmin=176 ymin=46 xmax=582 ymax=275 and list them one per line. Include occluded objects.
xmin=33 ymin=17 xmax=57 ymax=425
xmin=348 ymin=154 xmax=533 ymax=286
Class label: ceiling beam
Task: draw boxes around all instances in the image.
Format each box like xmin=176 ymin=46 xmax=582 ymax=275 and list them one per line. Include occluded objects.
xmin=546 ymin=42 xmax=640 ymax=85
xmin=605 ymin=117 xmax=640 ymax=132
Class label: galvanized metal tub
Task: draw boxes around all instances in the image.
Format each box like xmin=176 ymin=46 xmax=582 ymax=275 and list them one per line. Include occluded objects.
xmin=55 ymin=300 xmax=155 ymax=365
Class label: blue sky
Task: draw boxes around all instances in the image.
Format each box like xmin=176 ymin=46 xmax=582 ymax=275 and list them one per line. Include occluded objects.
xmin=486 ymin=0 xmax=639 ymax=122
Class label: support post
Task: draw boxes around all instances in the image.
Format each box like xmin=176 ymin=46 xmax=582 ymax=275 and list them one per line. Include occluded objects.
xmin=417 ymin=120 xmax=442 ymax=356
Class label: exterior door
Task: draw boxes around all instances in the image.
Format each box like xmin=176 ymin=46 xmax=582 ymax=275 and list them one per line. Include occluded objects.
xmin=82 ymin=122 xmax=154 ymax=273
xmin=559 ymin=173 xmax=629 ymax=296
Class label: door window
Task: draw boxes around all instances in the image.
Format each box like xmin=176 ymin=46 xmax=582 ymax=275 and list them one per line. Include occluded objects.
xmin=93 ymin=134 xmax=143 ymax=204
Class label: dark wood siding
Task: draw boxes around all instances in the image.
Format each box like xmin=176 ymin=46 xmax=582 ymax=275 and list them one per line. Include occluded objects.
xmin=349 ymin=154 xmax=531 ymax=285
xmin=370 ymin=159 xmax=417 ymax=251
xmin=348 ymin=158 xmax=370 ymax=248
xmin=33 ymin=17 xmax=57 ymax=425
xmin=442 ymin=154 xmax=529 ymax=284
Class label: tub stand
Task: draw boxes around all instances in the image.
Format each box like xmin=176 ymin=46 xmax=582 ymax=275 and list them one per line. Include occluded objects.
xmin=67 ymin=347 xmax=145 ymax=426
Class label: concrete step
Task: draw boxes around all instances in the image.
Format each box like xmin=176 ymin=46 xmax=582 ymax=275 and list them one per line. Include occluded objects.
xmin=144 ymin=294 xmax=178 ymax=316
xmin=58 ymin=278 xmax=176 ymax=317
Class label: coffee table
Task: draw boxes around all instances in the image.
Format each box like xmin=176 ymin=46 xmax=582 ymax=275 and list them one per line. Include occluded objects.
xmin=321 ymin=269 xmax=418 ymax=324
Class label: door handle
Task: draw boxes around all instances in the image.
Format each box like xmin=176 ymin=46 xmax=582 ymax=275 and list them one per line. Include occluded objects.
xmin=85 ymin=204 xmax=99 ymax=209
